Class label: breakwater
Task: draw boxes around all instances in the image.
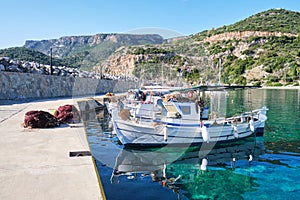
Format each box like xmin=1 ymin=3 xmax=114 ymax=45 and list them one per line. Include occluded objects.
xmin=0 ymin=71 xmax=136 ymax=100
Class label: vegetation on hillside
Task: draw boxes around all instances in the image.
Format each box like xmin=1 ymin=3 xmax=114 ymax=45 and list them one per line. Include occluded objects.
xmin=0 ymin=47 xmax=79 ymax=67
xmin=199 ymin=34 xmax=300 ymax=85
xmin=183 ymin=9 xmax=300 ymax=85
xmin=129 ymin=46 xmax=186 ymax=82
xmin=192 ymin=8 xmax=300 ymax=41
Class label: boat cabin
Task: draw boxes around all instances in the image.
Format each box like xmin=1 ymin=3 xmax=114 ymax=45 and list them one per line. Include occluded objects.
xmin=162 ymin=101 xmax=209 ymax=126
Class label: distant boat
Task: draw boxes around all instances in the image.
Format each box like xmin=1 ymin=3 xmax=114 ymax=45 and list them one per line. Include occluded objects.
xmin=111 ymin=85 xmax=268 ymax=147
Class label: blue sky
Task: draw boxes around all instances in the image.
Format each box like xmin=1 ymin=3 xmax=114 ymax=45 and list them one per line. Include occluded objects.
xmin=1 ymin=0 xmax=299 ymax=49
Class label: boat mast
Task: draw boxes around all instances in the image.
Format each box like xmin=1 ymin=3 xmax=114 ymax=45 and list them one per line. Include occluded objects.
xmin=161 ymin=65 xmax=164 ymax=85
xmin=218 ymin=57 xmax=222 ymax=85
xmin=247 ymin=89 xmax=253 ymax=112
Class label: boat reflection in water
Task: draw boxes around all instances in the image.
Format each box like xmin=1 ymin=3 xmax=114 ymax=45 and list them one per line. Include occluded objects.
xmin=111 ymin=137 xmax=265 ymax=199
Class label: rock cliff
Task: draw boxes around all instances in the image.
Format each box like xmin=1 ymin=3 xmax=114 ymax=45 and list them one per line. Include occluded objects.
xmin=203 ymin=31 xmax=297 ymax=43
xmin=24 ymin=33 xmax=164 ymax=58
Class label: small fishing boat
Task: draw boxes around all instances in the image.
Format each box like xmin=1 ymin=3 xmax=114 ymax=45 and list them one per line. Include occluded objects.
xmin=111 ymin=85 xmax=268 ymax=147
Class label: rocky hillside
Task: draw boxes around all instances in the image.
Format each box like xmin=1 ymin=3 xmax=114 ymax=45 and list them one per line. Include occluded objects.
xmin=0 ymin=56 xmax=133 ymax=81
xmin=95 ymin=9 xmax=300 ymax=86
xmin=23 ymin=33 xmax=164 ymax=70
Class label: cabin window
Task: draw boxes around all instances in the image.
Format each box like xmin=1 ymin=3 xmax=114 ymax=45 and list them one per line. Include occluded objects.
xmin=164 ymin=104 xmax=177 ymax=112
xmin=179 ymin=106 xmax=191 ymax=115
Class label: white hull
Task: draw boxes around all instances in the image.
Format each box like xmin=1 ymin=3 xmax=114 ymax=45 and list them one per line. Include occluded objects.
xmin=113 ymin=118 xmax=264 ymax=147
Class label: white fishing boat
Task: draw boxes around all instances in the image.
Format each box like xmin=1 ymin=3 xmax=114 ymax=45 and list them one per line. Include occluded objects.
xmin=111 ymin=85 xmax=268 ymax=147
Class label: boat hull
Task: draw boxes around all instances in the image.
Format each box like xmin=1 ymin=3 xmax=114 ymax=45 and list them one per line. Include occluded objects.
xmin=113 ymin=119 xmax=264 ymax=147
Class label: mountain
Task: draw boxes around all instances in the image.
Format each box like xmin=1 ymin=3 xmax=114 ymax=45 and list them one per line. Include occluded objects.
xmin=95 ymin=9 xmax=300 ymax=86
xmin=23 ymin=33 xmax=164 ymax=70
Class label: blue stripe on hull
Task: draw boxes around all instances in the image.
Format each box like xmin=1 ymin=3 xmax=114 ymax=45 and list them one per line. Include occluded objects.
xmin=123 ymin=132 xmax=256 ymax=148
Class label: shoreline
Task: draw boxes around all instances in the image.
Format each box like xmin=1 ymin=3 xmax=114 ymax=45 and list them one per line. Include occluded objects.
xmin=261 ymin=86 xmax=300 ymax=89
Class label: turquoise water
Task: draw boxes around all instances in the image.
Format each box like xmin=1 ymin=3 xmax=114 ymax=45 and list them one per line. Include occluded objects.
xmin=85 ymin=89 xmax=300 ymax=200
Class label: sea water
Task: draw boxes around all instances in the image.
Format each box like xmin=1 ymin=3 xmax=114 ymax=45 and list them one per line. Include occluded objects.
xmin=84 ymin=88 xmax=300 ymax=200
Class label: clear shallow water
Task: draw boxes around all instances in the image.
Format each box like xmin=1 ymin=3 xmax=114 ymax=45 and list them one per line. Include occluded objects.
xmin=84 ymin=89 xmax=300 ymax=200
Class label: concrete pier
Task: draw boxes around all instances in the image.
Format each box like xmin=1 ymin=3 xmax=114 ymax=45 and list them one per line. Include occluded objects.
xmin=0 ymin=98 xmax=105 ymax=200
